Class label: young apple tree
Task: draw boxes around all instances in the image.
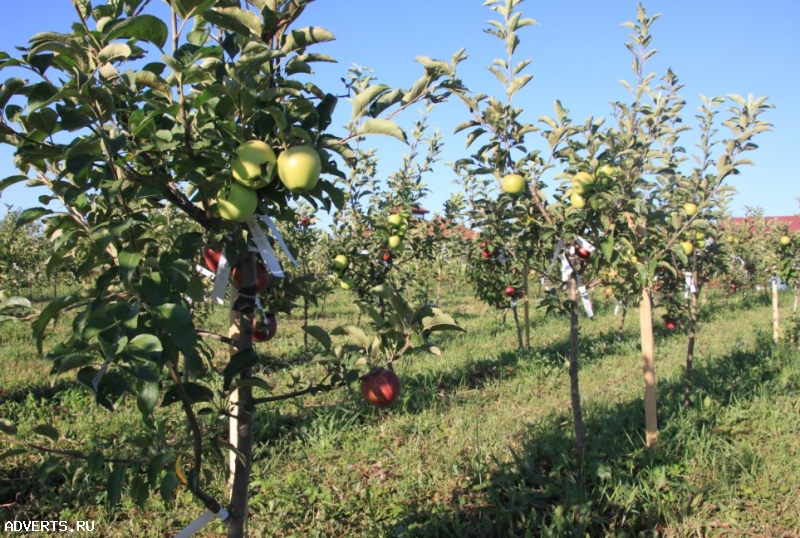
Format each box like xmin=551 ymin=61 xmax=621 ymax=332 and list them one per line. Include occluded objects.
xmin=0 ymin=1 xmax=464 ymax=536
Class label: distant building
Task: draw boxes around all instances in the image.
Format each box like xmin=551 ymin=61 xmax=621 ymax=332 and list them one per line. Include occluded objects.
xmin=729 ymin=215 xmax=800 ymax=233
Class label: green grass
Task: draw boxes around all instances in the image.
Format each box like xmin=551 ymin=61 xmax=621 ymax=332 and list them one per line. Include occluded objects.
xmin=1 ymin=286 xmax=799 ymax=537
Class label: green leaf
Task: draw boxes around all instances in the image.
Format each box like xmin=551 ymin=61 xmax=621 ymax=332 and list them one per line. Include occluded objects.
xmin=330 ymin=325 xmax=371 ymax=350
xmin=118 ymin=251 xmax=142 ymax=288
xmin=154 ymin=304 xmax=201 ymax=374
xmin=137 ymin=381 xmax=159 ymax=416
xmin=0 ymin=449 xmax=27 ymax=461
xmin=98 ymin=43 xmax=132 ymax=63
xmin=15 ymin=207 xmax=53 ymax=228
xmin=160 ymin=471 xmax=178 ymax=502
xmin=229 ymin=377 xmax=272 ymax=391
xmin=222 ymin=349 xmax=258 ymax=390
xmin=355 ymin=119 xmax=407 ymax=143
xmin=601 ymin=236 xmax=615 ymax=263
xmin=107 ymin=465 xmax=126 ymax=506
xmin=135 ymin=71 xmax=172 ymax=102
xmin=302 ymin=325 xmax=331 ymax=351
xmin=170 ymin=0 xmax=216 ymax=20
xmin=282 ymin=26 xmax=335 ymax=54
xmin=204 ymin=7 xmax=263 ymax=37
xmin=161 ymin=382 xmax=214 ymax=407
xmin=125 ymin=334 xmax=163 ymax=362
xmin=32 ymin=424 xmax=59 ymax=443
xmin=104 ymin=15 xmax=169 ymax=49
xmin=351 ymin=84 xmax=390 ymax=120
xmin=0 ymin=174 xmax=29 ymax=196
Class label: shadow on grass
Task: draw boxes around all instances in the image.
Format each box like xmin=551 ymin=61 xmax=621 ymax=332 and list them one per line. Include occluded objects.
xmin=389 ymin=330 xmax=791 ymax=537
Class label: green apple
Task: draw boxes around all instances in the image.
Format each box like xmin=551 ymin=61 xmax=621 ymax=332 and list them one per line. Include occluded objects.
xmin=339 ymin=277 xmax=355 ymax=290
xmin=589 ymin=196 xmax=602 ymax=211
xmin=570 ymin=192 xmax=586 ymax=209
xmin=501 ymin=173 xmax=526 ymax=195
xmin=572 ymin=172 xmax=593 ymax=195
xmin=233 ymin=140 xmax=277 ymax=189
xmin=780 ymin=235 xmax=791 ymax=246
xmin=217 ymin=182 xmax=258 ymax=223
xmin=696 ymin=239 xmax=706 ymax=249
xmin=387 ymin=213 xmax=403 ymax=227
xmin=388 ymin=235 xmax=404 ymax=251
xmin=597 ymin=164 xmax=617 ymax=179
xmin=399 ymin=209 xmax=412 ymax=220
xmin=681 ymin=241 xmax=694 ymax=256
xmin=277 ymin=146 xmax=321 ymax=192
xmin=684 ymin=202 xmax=698 ymax=216
xmin=333 ymin=254 xmax=348 ymax=271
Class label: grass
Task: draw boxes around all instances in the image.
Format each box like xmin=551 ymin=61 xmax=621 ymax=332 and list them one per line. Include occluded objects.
xmin=1 ymin=285 xmax=799 ymax=537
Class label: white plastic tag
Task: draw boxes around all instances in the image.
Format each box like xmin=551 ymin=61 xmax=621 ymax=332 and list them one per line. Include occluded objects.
xmin=575 ymin=274 xmax=593 ymax=318
xmin=247 ymin=217 xmax=284 ymax=278
xmin=261 ymin=215 xmax=299 ymax=266
xmin=614 ymin=300 xmax=622 ymax=316
xmin=684 ymin=271 xmax=696 ymax=298
xmin=560 ymin=253 xmax=573 ymax=282
xmin=175 ymin=508 xmax=229 ymax=538
xmin=211 ymin=251 xmax=231 ymax=305
xmin=195 ymin=264 xmax=215 ymax=279
xmin=575 ymin=236 xmax=596 ymax=252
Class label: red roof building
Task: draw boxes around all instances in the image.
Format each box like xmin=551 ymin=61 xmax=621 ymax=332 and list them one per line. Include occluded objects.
xmin=729 ymin=216 xmax=800 ymax=233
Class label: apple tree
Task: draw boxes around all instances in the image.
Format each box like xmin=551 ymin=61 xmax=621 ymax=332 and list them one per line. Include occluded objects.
xmin=0 ymin=1 xmax=465 ymax=536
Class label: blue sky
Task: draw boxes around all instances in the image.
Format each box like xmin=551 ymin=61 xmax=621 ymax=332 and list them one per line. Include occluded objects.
xmin=1 ymin=0 xmax=798 ymax=219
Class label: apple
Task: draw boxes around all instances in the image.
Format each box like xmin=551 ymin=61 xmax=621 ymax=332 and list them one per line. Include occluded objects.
xmin=388 ymin=235 xmax=403 ymax=251
xmin=570 ymin=192 xmax=586 ymax=209
xmin=664 ymin=318 xmax=677 ymax=331
xmin=504 ymin=286 xmax=517 ymax=297
xmin=202 ymin=246 xmax=222 ymax=273
xmin=780 ymin=235 xmax=791 ymax=246
xmin=232 ymin=140 xmax=276 ymax=189
xmin=217 ymin=182 xmax=258 ymax=223
xmin=695 ymin=232 xmax=706 ymax=240
xmin=597 ymin=164 xmax=617 ymax=179
xmin=333 ymin=254 xmax=349 ymax=271
xmin=481 ymin=249 xmax=493 ymax=259
xmin=277 ymin=145 xmax=321 ymax=192
xmin=360 ymin=368 xmax=401 ymax=407
xmin=339 ymin=277 xmax=355 ymax=290
xmin=387 ymin=214 xmax=403 ymax=227
xmin=695 ymin=239 xmax=706 ymax=249
xmin=684 ymin=203 xmax=698 ymax=216
xmin=399 ymin=209 xmax=412 ymax=220
xmin=589 ymin=196 xmax=603 ymax=211
xmin=576 ymin=246 xmax=591 ymax=260
xmin=232 ymin=262 xmax=271 ymax=292
xmin=381 ymin=250 xmax=392 ymax=263
xmin=299 ymin=216 xmax=311 ymax=227
xmin=681 ymin=241 xmax=694 ymax=256
xmin=253 ymin=314 xmax=277 ymax=343
xmin=572 ymin=172 xmax=593 ymax=195
xmin=501 ymin=173 xmax=526 ymax=195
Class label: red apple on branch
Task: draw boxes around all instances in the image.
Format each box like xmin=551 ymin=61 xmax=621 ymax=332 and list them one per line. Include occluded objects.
xmin=360 ymin=368 xmax=401 ymax=407
xmin=232 ymin=262 xmax=271 ymax=292
xmin=202 ymin=246 xmax=222 ymax=273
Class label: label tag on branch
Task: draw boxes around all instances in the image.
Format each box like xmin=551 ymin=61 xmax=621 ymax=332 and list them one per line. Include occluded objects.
xmin=247 ymin=217 xmax=284 ymax=278
xmin=549 ymin=239 xmax=564 ymax=273
xmin=195 ymin=264 xmax=215 ymax=279
xmin=575 ymin=274 xmax=594 ymax=318
xmin=575 ymin=235 xmax=596 ymax=252
xmin=211 ymin=251 xmax=231 ymax=305
xmin=175 ymin=509 xmax=230 ymax=538
xmin=560 ymin=254 xmax=573 ymax=282
xmin=261 ymin=215 xmax=299 ymax=266
xmin=684 ymin=271 xmax=696 ymax=298
xmin=614 ymin=300 xmax=622 ymax=316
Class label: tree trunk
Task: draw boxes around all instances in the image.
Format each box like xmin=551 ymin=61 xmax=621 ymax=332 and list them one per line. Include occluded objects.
xmin=617 ymin=301 xmax=627 ymax=343
xmin=567 ymin=275 xmax=586 ymax=454
xmin=683 ymin=258 xmax=699 ymax=407
xmin=772 ymin=276 xmax=780 ymax=343
xmin=511 ymin=303 xmax=523 ymax=350
xmin=523 ymin=260 xmax=530 ymax=349
xmin=639 ymin=288 xmax=658 ymax=448
xmin=227 ymin=252 xmax=256 ymax=538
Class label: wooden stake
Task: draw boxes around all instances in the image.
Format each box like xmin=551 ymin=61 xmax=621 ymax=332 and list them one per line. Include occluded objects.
xmin=639 ymin=288 xmax=658 ymax=448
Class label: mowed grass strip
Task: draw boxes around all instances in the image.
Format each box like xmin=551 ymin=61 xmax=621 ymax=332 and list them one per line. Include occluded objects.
xmin=1 ymin=287 xmax=798 ymax=536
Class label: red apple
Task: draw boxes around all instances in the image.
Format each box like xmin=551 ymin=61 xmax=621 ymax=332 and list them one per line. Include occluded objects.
xmin=232 ymin=262 xmax=271 ymax=292
xmin=481 ymin=249 xmax=493 ymax=259
xmin=504 ymin=286 xmax=517 ymax=297
xmin=299 ymin=216 xmax=311 ymax=227
xmin=360 ymin=368 xmax=401 ymax=407
xmin=664 ymin=318 xmax=677 ymax=331
xmin=253 ymin=314 xmax=277 ymax=342
xmin=382 ymin=250 xmax=392 ymax=263
xmin=576 ymin=246 xmax=591 ymax=260
xmin=203 ymin=246 xmax=222 ymax=273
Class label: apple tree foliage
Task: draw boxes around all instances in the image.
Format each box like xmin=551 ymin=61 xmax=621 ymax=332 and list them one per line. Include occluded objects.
xmin=0 ymin=0 xmax=465 ymax=534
